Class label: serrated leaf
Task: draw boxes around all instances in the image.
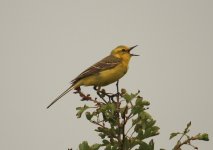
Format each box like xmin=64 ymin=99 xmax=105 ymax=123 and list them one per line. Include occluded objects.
xmin=149 ymin=139 xmax=154 ymax=150
xmin=134 ymin=124 xmax=142 ymax=133
xmin=91 ymin=144 xmax=101 ymax=150
xmin=111 ymin=146 xmax=117 ymax=150
xmin=105 ymin=145 xmax=112 ymax=150
xmin=138 ymin=141 xmax=150 ymax=150
xmin=76 ymin=105 xmax=89 ymax=118
xmin=135 ymin=96 xmax=143 ymax=106
xmin=86 ymin=112 xmax=93 ymax=120
xmin=123 ymin=93 xmax=132 ymax=103
xmin=151 ymin=126 xmax=160 ymax=134
xmin=198 ymin=133 xmax=209 ymax=141
xmin=184 ymin=121 xmax=191 ymax=134
xmin=102 ymin=139 xmax=110 ymax=145
xmin=132 ymin=118 xmax=140 ymax=126
xmin=146 ymin=120 xmax=156 ymax=128
xmin=98 ymin=133 xmax=105 ymax=139
xmin=131 ymin=106 xmax=143 ymax=115
xmin=169 ymin=132 xmax=179 ymax=139
xmin=142 ymin=100 xmax=150 ymax=106
xmin=123 ymin=92 xmax=139 ymax=103
xmin=139 ymin=111 xmax=152 ymax=120
xmin=187 ymin=121 xmax=191 ymax=128
xmin=79 ymin=141 xmax=90 ymax=150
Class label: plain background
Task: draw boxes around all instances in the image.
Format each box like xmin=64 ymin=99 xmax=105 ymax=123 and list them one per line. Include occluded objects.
xmin=0 ymin=0 xmax=212 ymax=150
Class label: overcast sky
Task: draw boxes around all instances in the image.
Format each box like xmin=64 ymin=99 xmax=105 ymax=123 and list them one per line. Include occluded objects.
xmin=0 ymin=0 xmax=212 ymax=150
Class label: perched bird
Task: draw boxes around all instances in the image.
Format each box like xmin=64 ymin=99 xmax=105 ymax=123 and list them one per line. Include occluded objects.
xmin=47 ymin=45 xmax=139 ymax=109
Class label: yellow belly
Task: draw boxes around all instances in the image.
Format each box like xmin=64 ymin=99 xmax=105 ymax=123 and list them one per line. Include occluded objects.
xmin=78 ymin=63 xmax=128 ymax=87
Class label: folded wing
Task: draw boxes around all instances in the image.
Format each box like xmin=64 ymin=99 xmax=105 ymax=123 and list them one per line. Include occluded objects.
xmin=71 ymin=55 xmax=121 ymax=85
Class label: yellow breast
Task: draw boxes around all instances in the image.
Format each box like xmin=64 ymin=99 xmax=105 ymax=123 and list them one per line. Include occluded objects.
xmin=97 ymin=62 xmax=128 ymax=86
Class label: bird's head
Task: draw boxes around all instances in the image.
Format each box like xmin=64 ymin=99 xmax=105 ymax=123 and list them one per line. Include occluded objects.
xmin=111 ymin=45 xmax=139 ymax=60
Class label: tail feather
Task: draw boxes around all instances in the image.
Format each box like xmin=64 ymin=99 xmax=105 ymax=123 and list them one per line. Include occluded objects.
xmin=47 ymin=86 xmax=73 ymax=109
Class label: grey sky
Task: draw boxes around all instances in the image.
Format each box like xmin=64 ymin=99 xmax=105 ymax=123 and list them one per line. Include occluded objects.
xmin=0 ymin=0 xmax=212 ymax=150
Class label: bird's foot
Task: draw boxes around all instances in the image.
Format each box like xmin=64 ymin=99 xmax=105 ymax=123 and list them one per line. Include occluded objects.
xmin=74 ymin=87 xmax=81 ymax=93
xmin=93 ymin=86 xmax=101 ymax=92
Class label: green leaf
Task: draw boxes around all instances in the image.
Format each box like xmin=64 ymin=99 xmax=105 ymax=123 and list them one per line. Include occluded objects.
xmin=123 ymin=92 xmax=139 ymax=103
xmin=142 ymin=100 xmax=150 ymax=106
xmin=123 ymin=93 xmax=132 ymax=103
xmin=149 ymin=139 xmax=154 ymax=150
xmin=100 ymin=103 xmax=116 ymax=114
xmin=76 ymin=105 xmax=89 ymax=118
xmin=121 ymin=88 xmax=127 ymax=95
xmin=98 ymin=133 xmax=105 ymax=139
xmin=91 ymin=144 xmax=101 ymax=150
xmin=137 ymin=128 xmax=144 ymax=139
xmin=105 ymin=145 xmax=112 ymax=150
xmin=79 ymin=141 xmax=90 ymax=150
xmin=184 ymin=121 xmax=191 ymax=134
xmin=132 ymin=118 xmax=140 ymax=126
xmin=131 ymin=106 xmax=143 ymax=115
xmin=102 ymin=139 xmax=110 ymax=145
xmin=111 ymin=146 xmax=117 ymax=150
xmin=151 ymin=126 xmax=160 ymax=135
xmin=169 ymin=132 xmax=180 ymax=139
xmin=146 ymin=120 xmax=156 ymax=128
xmin=134 ymin=123 xmax=142 ymax=132
xmin=139 ymin=111 xmax=152 ymax=120
xmin=135 ymin=96 xmax=143 ymax=106
xmin=86 ymin=112 xmax=93 ymax=120
xmin=187 ymin=121 xmax=191 ymax=128
xmin=198 ymin=133 xmax=209 ymax=141
xmin=137 ymin=141 xmax=150 ymax=150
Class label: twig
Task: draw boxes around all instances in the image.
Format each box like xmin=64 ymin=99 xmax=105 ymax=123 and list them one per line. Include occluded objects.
xmin=173 ymin=135 xmax=200 ymax=150
xmin=122 ymin=106 xmax=128 ymax=150
xmin=74 ymin=87 xmax=104 ymax=105
xmin=93 ymin=86 xmax=109 ymax=104
xmin=126 ymin=124 xmax=134 ymax=136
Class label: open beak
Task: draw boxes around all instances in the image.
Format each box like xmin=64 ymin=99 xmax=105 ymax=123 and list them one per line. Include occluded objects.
xmin=129 ymin=45 xmax=139 ymax=56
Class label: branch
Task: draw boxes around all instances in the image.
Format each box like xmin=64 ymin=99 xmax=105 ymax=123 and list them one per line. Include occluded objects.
xmin=74 ymin=87 xmax=104 ymax=105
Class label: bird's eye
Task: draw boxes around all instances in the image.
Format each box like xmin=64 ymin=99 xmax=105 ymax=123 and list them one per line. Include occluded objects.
xmin=122 ymin=49 xmax=126 ymax=52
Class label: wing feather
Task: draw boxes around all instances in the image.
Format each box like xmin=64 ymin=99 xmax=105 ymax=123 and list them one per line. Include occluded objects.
xmin=71 ymin=55 xmax=121 ymax=84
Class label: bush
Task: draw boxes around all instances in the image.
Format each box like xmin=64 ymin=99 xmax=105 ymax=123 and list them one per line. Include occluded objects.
xmin=73 ymin=84 xmax=209 ymax=150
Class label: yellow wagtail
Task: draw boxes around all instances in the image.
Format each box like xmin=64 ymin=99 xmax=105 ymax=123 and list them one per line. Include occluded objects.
xmin=47 ymin=45 xmax=138 ymax=109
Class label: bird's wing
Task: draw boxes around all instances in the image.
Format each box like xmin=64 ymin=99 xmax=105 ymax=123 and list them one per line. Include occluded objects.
xmin=71 ymin=55 xmax=121 ymax=84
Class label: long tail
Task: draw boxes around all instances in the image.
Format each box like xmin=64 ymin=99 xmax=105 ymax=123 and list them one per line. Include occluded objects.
xmin=47 ymin=86 xmax=74 ymax=109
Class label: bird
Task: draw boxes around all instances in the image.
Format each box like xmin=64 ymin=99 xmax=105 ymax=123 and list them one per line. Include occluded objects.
xmin=47 ymin=45 xmax=139 ymax=109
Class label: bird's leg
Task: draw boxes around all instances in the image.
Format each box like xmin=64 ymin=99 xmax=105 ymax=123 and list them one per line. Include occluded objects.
xmin=93 ymin=86 xmax=100 ymax=92
xmin=93 ymin=85 xmax=119 ymax=103
xmin=98 ymin=80 xmax=121 ymax=102
xmin=75 ymin=86 xmax=81 ymax=92
xmin=93 ymin=86 xmax=109 ymax=104
xmin=105 ymin=80 xmax=120 ymax=102
xmin=116 ymin=80 xmax=120 ymax=95
xmin=94 ymin=86 xmax=102 ymax=94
